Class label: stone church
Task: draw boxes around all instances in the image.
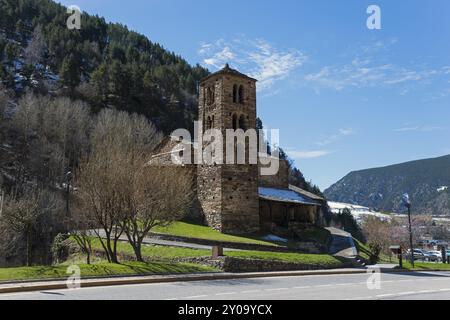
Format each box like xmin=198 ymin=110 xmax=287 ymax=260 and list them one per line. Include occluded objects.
xmin=149 ymin=64 xmax=325 ymax=235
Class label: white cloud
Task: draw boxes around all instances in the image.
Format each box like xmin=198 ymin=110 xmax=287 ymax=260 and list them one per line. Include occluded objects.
xmin=316 ymin=128 xmax=355 ymax=146
xmin=288 ymin=150 xmax=332 ymax=159
xmin=304 ymin=40 xmax=448 ymax=93
xmin=394 ymin=125 xmax=447 ymax=132
xmin=198 ymin=36 xmax=306 ymax=91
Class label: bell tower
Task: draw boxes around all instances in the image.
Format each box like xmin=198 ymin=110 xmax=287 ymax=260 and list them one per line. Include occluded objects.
xmin=197 ymin=64 xmax=260 ymax=234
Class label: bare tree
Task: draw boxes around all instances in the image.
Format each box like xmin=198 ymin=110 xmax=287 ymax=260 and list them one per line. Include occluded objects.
xmin=122 ymin=165 xmax=194 ymax=261
xmin=24 ymin=25 xmax=47 ymax=66
xmin=75 ymin=109 xmax=162 ymax=263
xmin=69 ymin=203 xmax=94 ymax=265
xmin=0 ymin=188 xmax=61 ymax=266
xmin=11 ymin=93 xmax=92 ymax=187
xmin=361 ymin=216 xmax=392 ymax=256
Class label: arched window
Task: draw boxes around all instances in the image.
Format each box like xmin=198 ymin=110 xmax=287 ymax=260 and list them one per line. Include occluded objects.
xmin=238 ymin=85 xmax=244 ymax=104
xmin=239 ymin=114 xmax=246 ymax=130
xmin=233 ymin=84 xmax=238 ymax=103
xmin=206 ymin=87 xmax=214 ymax=105
xmin=206 ymin=116 xmax=212 ymax=130
xmin=232 ymin=114 xmax=238 ymax=130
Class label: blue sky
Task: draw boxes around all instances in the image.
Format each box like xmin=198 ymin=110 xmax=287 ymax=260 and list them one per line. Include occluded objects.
xmin=58 ymin=0 xmax=450 ymax=190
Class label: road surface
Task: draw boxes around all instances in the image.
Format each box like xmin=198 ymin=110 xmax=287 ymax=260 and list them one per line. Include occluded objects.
xmin=1 ymin=271 xmax=450 ymax=300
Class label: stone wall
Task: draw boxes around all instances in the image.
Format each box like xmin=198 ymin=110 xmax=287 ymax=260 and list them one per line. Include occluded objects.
xmin=175 ymin=256 xmax=351 ymax=273
xmin=259 ymin=158 xmax=289 ymax=189
xmin=197 ymin=70 xmax=260 ymax=235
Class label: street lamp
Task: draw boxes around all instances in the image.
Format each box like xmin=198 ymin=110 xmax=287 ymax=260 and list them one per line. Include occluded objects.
xmin=402 ymin=193 xmax=414 ymax=268
xmin=65 ymin=171 xmax=73 ymax=218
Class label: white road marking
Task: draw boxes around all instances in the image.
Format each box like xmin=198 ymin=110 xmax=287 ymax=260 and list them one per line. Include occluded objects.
xmin=264 ymin=288 xmax=289 ymax=292
xmin=215 ymin=292 xmax=237 ymax=296
xmin=184 ymin=295 xmax=208 ymax=299
xmin=241 ymin=290 xmax=260 ymax=294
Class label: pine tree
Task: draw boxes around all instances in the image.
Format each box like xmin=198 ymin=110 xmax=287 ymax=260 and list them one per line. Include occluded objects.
xmin=59 ymin=55 xmax=80 ymax=89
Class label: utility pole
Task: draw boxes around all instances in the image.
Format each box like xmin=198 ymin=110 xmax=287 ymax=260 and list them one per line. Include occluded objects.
xmin=0 ymin=175 xmax=4 ymax=217
xmin=402 ymin=193 xmax=414 ymax=268
xmin=65 ymin=171 xmax=73 ymax=218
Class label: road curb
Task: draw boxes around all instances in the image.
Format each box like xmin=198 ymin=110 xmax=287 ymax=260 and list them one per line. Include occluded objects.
xmin=0 ymin=268 xmax=372 ymax=294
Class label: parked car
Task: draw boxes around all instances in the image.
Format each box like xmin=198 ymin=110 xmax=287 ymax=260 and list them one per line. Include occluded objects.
xmin=427 ymin=251 xmax=443 ymax=262
xmin=406 ymin=249 xmax=425 ymax=261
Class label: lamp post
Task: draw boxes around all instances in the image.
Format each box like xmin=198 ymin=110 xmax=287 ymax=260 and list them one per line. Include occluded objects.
xmin=0 ymin=175 xmax=4 ymax=218
xmin=65 ymin=171 xmax=73 ymax=218
xmin=402 ymin=193 xmax=414 ymax=268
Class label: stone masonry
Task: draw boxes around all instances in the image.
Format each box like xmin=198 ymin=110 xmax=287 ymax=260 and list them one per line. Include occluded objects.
xmin=197 ymin=65 xmax=260 ymax=234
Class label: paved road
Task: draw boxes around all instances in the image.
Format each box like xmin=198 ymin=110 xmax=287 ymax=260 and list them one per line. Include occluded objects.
xmin=93 ymin=230 xmax=243 ymax=251
xmin=1 ymin=271 xmax=450 ymax=300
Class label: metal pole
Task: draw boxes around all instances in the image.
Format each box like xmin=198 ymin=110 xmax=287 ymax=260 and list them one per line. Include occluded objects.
xmin=0 ymin=189 xmax=4 ymax=217
xmin=65 ymin=171 xmax=72 ymax=218
xmin=408 ymin=205 xmax=414 ymax=268
xmin=66 ymin=180 xmax=70 ymax=217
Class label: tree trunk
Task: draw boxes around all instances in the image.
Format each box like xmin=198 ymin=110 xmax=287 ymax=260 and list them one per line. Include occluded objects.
xmin=26 ymin=227 xmax=32 ymax=267
xmin=132 ymin=241 xmax=143 ymax=262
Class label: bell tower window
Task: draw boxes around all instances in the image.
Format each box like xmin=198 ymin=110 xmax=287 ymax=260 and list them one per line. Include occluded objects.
xmin=238 ymin=85 xmax=244 ymax=104
xmin=233 ymin=84 xmax=238 ymax=103
xmin=232 ymin=114 xmax=238 ymax=130
xmin=206 ymin=87 xmax=215 ymax=105
xmin=239 ymin=114 xmax=246 ymax=130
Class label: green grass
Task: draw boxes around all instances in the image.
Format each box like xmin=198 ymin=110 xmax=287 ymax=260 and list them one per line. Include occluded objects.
xmin=0 ymin=261 xmax=217 ymax=283
xmin=354 ymin=239 xmax=397 ymax=264
xmin=402 ymin=261 xmax=450 ymax=271
xmin=89 ymin=238 xmax=211 ymax=259
xmin=354 ymin=238 xmax=372 ymax=261
xmin=88 ymin=238 xmax=345 ymax=268
xmin=226 ymin=250 xmax=346 ymax=267
xmin=153 ymin=222 xmax=279 ymax=246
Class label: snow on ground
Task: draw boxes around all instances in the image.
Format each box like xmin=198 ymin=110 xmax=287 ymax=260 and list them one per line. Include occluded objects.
xmin=262 ymin=235 xmax=288 ymax=243
xmin=328 ymin=201 xmax=394 ymax=223
xmin=437 ymin=186 xmax=448 ymax=192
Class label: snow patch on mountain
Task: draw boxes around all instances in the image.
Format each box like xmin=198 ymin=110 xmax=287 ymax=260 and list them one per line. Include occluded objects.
xmin=437 ymin=186 xmax=448 ymax=192
xmin=328 ymin=201 xmax=394 ymax=223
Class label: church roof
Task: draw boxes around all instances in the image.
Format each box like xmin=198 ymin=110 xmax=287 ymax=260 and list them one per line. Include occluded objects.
xmin=258 ymin=187 xmax=321 ymax=206
xmin=288 ymin=185 xmax=325 ymax=201
xmin=200 ymin=63 xmax=257 ymax=83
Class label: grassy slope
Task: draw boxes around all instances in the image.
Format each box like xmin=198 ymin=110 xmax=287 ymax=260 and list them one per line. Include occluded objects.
xmin=90 ymin=238 xmax=346 ymax=267
xmin=354 ymin=238 xmax=397 ymax=264
xmin=153 ymin=222 xmax=332 ymax=250
xmin=153 ymin=222 xmax=278 ymax=246
xmin=0 ymin=261 xmax=217 ymax=282
xmin=402 ymin=262 xmax=450 ymax=271
xmin=0 ymin=224 xmax=344 ymax=282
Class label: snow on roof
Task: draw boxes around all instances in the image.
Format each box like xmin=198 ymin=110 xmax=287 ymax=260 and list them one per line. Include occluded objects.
xmin=258 ymin=187 xmax=320 ymax=206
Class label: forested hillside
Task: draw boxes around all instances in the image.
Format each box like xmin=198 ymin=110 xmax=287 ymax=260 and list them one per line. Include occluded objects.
xmin=324 ymin=155 xmax=450 ymax=215
xmin=0 ymin=0 xmax=208 ymax=133
xmin=0 ymin=0 xmax=324 ymax=267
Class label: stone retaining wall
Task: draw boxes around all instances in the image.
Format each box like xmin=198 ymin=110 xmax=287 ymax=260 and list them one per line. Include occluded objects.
xmin=174 ymin=256 xmax=352 ymax=273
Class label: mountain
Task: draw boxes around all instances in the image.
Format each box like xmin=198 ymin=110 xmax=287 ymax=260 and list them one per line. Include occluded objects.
xmin=324 ymin=155 xmax=450 ymax=215
xmin=0 ymin=0 xmax=209 ymax=134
